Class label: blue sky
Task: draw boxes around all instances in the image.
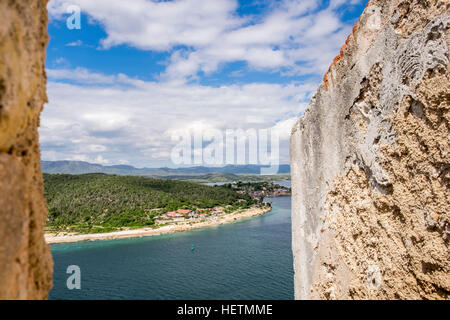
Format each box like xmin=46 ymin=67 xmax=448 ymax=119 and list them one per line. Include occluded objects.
xmin=42 ymin=0 xmax=367 ymax=168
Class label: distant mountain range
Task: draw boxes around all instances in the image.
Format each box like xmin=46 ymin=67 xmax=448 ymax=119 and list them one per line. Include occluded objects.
xmin=41 ymin=161 xmax=290 ymax=176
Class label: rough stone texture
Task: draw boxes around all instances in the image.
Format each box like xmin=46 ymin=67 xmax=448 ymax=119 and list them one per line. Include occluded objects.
xmin=290 ymin=0 xmax=449 ymax=300
xmin=0 ymin=0 xmax=53 ymax=299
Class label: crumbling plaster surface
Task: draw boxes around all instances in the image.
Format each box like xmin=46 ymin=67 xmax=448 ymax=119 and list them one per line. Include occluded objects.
xmin=290 ymin=0 xmax=449 ymax=300
xmin=0 ymin=0 xmax=53 ymax=299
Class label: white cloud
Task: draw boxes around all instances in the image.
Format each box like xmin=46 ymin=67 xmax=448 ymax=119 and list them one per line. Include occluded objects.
xmin=46 ymin=67 xmax=146 ymax=86
xmin=48 ymin=0 xmax=364 ymax=81
xmin=66 ymin=40 xmax=83 ymax=47
xmin=43 ymin=0 xmax=365 ymax=166
xmin=271 ymin=117 xmax=299 ymax=141
xmin=93 ymin=155 xmax=110 ymax=165
xmin=48 ymin=0 xmax=243 ymax=51
xmin=86 ymin=144 xmax=108 ymax=152
xmin=41 ymin=68 xmax=315 ymax=166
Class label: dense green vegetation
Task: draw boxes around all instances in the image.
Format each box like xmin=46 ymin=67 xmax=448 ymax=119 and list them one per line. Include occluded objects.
xmin=44 ymin=173 xmax=255 ymax=233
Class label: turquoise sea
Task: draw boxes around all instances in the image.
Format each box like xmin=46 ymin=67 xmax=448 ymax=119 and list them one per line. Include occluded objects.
xmin=49 ymin=191 xmax=293 ymax=300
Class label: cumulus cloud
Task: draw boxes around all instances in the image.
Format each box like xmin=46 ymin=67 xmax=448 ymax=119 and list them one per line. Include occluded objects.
xmin=66 ymin=40 xmax=83 ymax=47
xmin=41 ymin=68 xmax=315 ymax=166
xmin=48 ymin=0 xmax=364 ymax=81
xmin=48 ymin=0 xmax=243 ymax=50
xmin=46 ymin=67 xmax=145 ymax=86
xmin=43 ymin=0 xmax=365 ymax=167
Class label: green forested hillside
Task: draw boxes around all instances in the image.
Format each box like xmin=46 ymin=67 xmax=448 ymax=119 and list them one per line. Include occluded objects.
xmin=44 ymin=173 xmax=253 ymax=233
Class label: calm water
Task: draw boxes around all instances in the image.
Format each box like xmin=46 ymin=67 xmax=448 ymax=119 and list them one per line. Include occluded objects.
xmin=49 ymin=195 xmax=293 ymax=300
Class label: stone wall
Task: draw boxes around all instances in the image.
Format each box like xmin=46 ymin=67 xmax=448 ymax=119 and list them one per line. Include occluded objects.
xmin=290 ymin=0 xmax=449 ymax=299
xmin=0 ymin=0 xmax=52 ymax=299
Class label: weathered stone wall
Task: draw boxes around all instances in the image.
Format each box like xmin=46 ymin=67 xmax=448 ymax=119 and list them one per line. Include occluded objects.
xmin=0 ymin=0 xmax=52 ymax=299
xmin=290 ymin=0 xmax=449 ymax=299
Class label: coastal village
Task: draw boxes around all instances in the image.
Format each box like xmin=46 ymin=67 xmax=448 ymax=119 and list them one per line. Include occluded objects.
xmin=154 ymin=207 xmax=223 ymax=224
xmin=225 ymin=181 xmax=291 ymax=200
xmin=153 ymin=182 xmax=291 ymax=225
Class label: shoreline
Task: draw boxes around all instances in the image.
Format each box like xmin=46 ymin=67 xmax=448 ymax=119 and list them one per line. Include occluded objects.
xmin=45 ymin=205 xmax=272 ymax=244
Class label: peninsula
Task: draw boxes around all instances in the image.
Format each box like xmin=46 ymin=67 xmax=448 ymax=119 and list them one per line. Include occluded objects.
xmin=43 ymin=173 xmax=279 ymax=244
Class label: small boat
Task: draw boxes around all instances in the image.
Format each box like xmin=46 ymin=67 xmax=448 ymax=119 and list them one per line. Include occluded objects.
xmin=191 ymin=245 xmax=195 ymax=251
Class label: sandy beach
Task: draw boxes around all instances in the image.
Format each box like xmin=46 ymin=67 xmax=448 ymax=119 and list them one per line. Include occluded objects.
xmin=45 ymin=206 xmax=271 ymax=244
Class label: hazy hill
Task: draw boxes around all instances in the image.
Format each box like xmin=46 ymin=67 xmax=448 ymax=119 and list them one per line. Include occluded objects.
xmin=41 ymin=161 xmax=290 ymax=176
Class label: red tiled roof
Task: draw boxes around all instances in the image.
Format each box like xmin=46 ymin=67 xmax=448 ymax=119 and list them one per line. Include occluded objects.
xmin=166 ymin=212 xmax=183 ymax=217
